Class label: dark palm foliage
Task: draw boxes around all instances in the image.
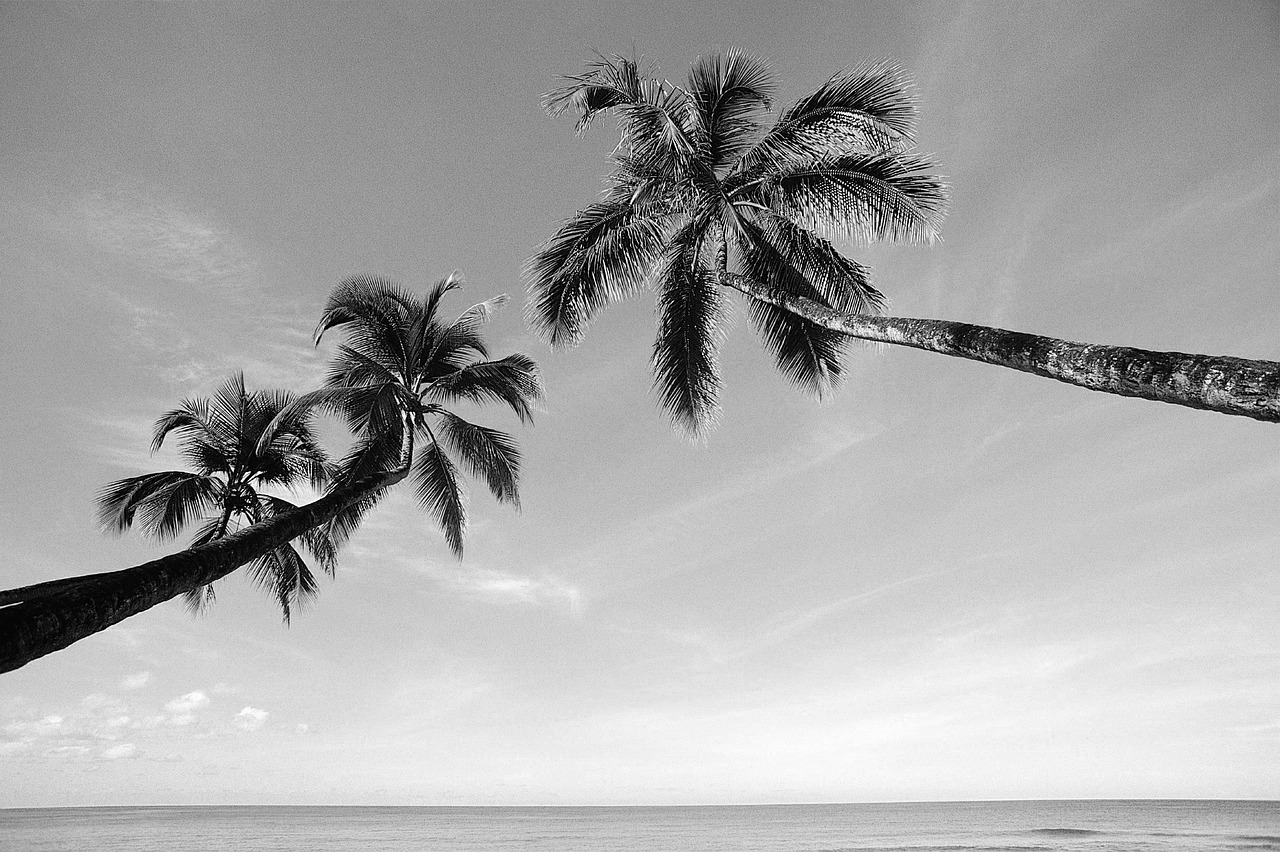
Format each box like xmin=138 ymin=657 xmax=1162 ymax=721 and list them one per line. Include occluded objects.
xmin=528 ymin=49 xmax=947 ymax=435
xmin=1 ymin=276 xmax=544 ymax=673
xmin=287 ymin=274 xmax=543 ymax=556
xmin=96 ymin=373 xmax=336 ymax=622
xmin=529 ymin=50 xmax=1280 ymax=425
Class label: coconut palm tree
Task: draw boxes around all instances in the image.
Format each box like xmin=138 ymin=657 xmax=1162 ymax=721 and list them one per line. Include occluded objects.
xmin=0 ymin=275 xmax=542 ymax=673
xmin=288 ymin=272 xmax=542 ymax=558
xmin=527 ymin=50 xmax=1280 ymax=433
xmin=95 ymin=372 xmax=337 ymax=623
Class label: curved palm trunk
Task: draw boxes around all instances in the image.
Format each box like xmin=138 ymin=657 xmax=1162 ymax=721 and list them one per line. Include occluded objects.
xmin=0 ymin=467 xmax=407 ymax=674
xmin=726 ymin=279 xmax=1280 ymax=422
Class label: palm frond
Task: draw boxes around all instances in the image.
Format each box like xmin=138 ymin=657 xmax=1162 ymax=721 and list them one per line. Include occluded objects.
xmin=431 ymin=293 xmax=507 ymax=366
xmin=188 ymin=515 xmax=226 ymax=547
xmin=435 ymin=411 xmax=522 ymax=507
xmin=617 ymin=84 xmax=699 ymax=167
xmin=758 ymin=151 xmax=947 ymax=245
xmin=525 ymin=199 xmax=670 ymax=347
xmin=542 ymin=52 xmax=647 ymax=133
xmin=181 ymin=582 xmax=217 ymax=617
xmin=413 ymin=438 xmax=467 ymax=557
xmin=419 ymin=272 xmax=463 ymax=330
xmin=743 ymin=286 xmax=848 ymax=396
xmin=733 ymin=216 xmax=863 ymax=395
xmin=151 ymin=397 xmax=220 ymax=456
xmin=315 ymin=274 xmax=416 ymax=369
xmin=687 ymin=48 xmax=775 ymax=170
xmin=652 ymin=222 xmax=726 ymax=436
xmin=745 ymin=211 xmax=884 ymax=315
xmin=307 ymin=430 xmax=404 ymax=556
xmin=331 ymin=429 xmax=407 ymax=489
xmin=95 ymin=471 xmax=222 ymax=540
xmin=327 ymin=343 xmax=404 ymax=390
xmin=247 ymin=544 xmax=317 ymax=625
xmin=257 ymin=493 xmax=338 ymax=577
xmin=252 ymin=401 xmax=331 ymax=490
xmin=285 ymin=384 xmax=405 ymax=441
xmin=739 ymin=61 xmax=920 ymax=177
xmin=423 ymin=355 xmax=543 ymax=424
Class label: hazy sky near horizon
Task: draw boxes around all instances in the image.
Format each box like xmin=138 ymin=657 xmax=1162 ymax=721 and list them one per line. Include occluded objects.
xmin=1 ymin=0 xmax=1277 ymax=806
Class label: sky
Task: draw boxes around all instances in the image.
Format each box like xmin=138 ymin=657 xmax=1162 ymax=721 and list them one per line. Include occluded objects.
xmin=0 ymin=0 xmax=1277 ymax=806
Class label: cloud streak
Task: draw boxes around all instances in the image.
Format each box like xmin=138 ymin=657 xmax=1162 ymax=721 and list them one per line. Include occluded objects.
xmin=62 ymin=188 xmax=258 ymax=291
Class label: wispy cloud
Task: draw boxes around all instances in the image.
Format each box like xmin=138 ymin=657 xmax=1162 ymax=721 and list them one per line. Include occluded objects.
xmin=444 ymin=567 xmax=582 ymax=613
xmin=119 ymin=671 xmax=151 ymax=691
xmin=552 ymin=422 xmax=878 ymax=588
xmin=343 ymin=494 xmax=583 ymax=613
xmin=60 ymin=188 xmax=258 ymax=291
xmin=98 ymin=743 xmax=139 ymax=760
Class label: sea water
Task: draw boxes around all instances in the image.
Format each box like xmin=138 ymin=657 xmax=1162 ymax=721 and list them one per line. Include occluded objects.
xmin=1 ymin=800 xmax=1277 ymax=851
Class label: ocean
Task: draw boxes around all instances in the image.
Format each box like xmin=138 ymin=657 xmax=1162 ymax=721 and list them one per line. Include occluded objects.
xmin=1 ymin=800 xmax=1276 ymax=851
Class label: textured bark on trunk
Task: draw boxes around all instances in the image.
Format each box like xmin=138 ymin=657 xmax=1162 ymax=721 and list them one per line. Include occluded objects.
xmin=0 ymin=468 xmax=406 ymax=674
xmin=726 ymin=279 xmax=1280 ymax=422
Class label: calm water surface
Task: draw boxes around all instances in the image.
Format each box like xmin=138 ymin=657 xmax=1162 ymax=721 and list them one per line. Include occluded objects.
xmin=1 ymin=800 xmax=1277 ymax=851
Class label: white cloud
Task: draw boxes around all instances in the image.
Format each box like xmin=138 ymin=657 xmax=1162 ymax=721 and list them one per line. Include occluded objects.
xmin=233 ymin=707 xmax=269 ymax=732
xmin=163 ymin=691 xmax=209 ymax=726
xmin=449 ymin=569 xmax=583 ymax=613
xmin=120 ymin=671 xmax=151 ymax=691
xmin=164 ymin=692 xmax=209 ymax=714
xmin=98 ymin=743 xmax=139 ymax=760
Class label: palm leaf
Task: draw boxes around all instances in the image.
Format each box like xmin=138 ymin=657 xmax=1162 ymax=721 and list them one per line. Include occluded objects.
xmin=687 ymin=48 xmax=775 ymax=170
xmin=257 ymin=493 xmax=337 ymax=577
xmin=247 ymin=543 xmax=317 ymax=625
xmin=746 ymin=211 xmax=884 ymax=315
xmin=616 ymin=84 xmax=699 ymax=167
xmin=525 ymin=199 xmax=670 ymax=347
xmin=413 ymin=437 xmax=466 ymax=557
xmin=435 ymin=411 xmax=522 ymax=507
xmin=740 ymin=60 xmax=920 ymax=174
xmin=542 ymin=52 xmax=647 ymax=133
xmin=181 ymin=582 xmax=217 ymax=616
xmin=151 ymin=397 xmax=219 ymax=455
xmin=760 ymin=152 xmax=947 ymax=245
xmin=315 ymin=274 xmax=416 ymax=368
xmin=652 ymin=221 xmax=726 ymax=436
xmin=95 ymin=471 xmax=222 ymax=540
xmin=423 ymin=355 xmax=543 ymax=424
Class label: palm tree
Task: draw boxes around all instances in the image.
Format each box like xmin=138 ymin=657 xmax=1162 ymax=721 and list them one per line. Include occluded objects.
xmin=527 ymin=50 xmax=1280 ymax=433
xmin=95 ymin=373 xmax=337 ymax=623
xmin=0 ymin=275 xmax=542 ymax=673
xmin=288 ymin=273 xmax=542 ymax=558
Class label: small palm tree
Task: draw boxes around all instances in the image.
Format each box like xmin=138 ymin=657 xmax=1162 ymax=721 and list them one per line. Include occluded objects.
xmin=528 ymin=50 xmax=1280 ymax=430
xmin=290 ymin=272 xmax=543 ymax=557
xmin=1 ymin=275 xmax=542 ymax=673
xmin=95 ymin=373 xmax=336 ymax=622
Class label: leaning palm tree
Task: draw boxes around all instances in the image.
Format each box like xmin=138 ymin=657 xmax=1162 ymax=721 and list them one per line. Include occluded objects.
xmin=287 ymin=273 xmax=542 ymax=558
xmin=527 ymin=50 xmax=1280 ymax=433
xmin=0 ymin=275 xmax=542 ymax=673
xmin=95 ymin=373 xmax=338 ymax=623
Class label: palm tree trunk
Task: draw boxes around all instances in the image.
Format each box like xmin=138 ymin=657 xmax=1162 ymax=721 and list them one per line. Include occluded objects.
xmin=725 ymin=278 xmax=1280 ymax=422
xmin=0 ymin=467 xmax=408 ymax=674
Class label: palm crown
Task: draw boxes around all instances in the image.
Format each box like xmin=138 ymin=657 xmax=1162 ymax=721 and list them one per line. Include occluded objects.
xmin=527 ymin=49 xmax=948 ymax=435
xmin=96 ymin=373 xmax=337 ymax=620
xmin=295 ymin=274 xmax=543 ymax=557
